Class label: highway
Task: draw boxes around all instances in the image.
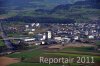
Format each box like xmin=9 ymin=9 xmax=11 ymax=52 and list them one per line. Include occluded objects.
xmin=0 ymin=23 xmax=14 ymax=49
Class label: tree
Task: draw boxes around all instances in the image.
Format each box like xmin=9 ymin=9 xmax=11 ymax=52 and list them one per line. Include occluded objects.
xmin=20 ymin=56 xmax=25 ymax=62
xmin=95 ymin=41 xmax=100 ymax=51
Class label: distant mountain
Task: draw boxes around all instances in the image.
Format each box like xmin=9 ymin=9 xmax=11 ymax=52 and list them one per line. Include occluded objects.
xmin=1 ymin=16 xmax=75 ymax=23
xmin=0 ymin=0 xmax=100 ymax=23
xmin=0 ymin=0 xmax=85 ymax=10
xmin=52 ymin=0 xmax=100 ymax=13
xmin=74 ymin=0 xmax=100 ymax=9
xmin=43 ymin=0 xmax=100 ymax=23
xmin=51 ymin=4 xmax=72 ymax=13
xmin=35 ymin=9 xmax=51 ymax=14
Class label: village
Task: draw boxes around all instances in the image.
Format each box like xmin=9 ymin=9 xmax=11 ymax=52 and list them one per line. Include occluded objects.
xmin=4 ymin=22 xmax=100 ymax=44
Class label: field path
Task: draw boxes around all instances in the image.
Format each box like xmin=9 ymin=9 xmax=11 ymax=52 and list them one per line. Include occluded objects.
xmin=0 ymin=57 xmax=20 ymax=66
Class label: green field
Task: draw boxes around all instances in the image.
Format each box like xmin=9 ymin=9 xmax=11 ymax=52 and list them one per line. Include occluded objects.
xmin=61 ymin=47 xmax=95 ymax=52
xmin=9 ymin=62 xmax=82 ymax=66
xmin=9 ymin=62 xmax=85 ymax=66
xmin=7 ymin=46 xmax=100 ymax=66
xmin=7 ymin=50 xmax=44 ymax=58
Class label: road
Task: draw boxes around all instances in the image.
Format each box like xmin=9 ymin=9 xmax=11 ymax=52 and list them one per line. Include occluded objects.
xmin=0 ymin=23 xmax=14 ymax=49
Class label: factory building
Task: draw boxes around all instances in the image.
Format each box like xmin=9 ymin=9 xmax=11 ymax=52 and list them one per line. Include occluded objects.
xmin=47 ymin=31 xmax=52 ymax=39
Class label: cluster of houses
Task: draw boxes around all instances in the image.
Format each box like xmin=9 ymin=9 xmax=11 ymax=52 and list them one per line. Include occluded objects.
xmin=4 ymin=22 xmax=100 ymax=46
xmin=15 ymin=22 xmax=100 ymax=46
xmin=53 ymin=23 xmax=100 ymax=43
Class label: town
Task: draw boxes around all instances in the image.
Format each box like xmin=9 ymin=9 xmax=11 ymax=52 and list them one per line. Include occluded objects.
xmin=0 ymin=22 xmax=99 ymax=52
xmin=0 ymin=0 xmax=100 ymax=66
xmin=0 ymin=22 xmax=100 ymax=66
xmin=5 ymin=22 xmax=100 ymax=43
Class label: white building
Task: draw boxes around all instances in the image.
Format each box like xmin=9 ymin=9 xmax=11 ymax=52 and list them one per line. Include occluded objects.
xmin=24 ymin=38 xmax=35 ymax=42
xmin=48 ymin=31 xmax=52 ymax=39
xmin=40 ymin=33 xmax=46 ymax=40
xmin=54 ymin=37 xmax=62 ymax=41
xmin=31 ymin=23 xmax=35 ymax=27
xmin=31 ymin=29 xmax=35 ymax=31
xmin=25 ymin=25 xmax=29 ymax=28
xmin=43 ymin=33 xmax=46 ymax=40
xmin=28 ymin=32 xmax=34 ymax=35
xmin=62 ymin=37 xmax=71 ymax=43
xmin=74 ymin=36 xmax=79 ymax=40
xmin=36 ymin=23 xmax=40 ymax=27
xmin=88 ymin=35 xmax=94 ymax=39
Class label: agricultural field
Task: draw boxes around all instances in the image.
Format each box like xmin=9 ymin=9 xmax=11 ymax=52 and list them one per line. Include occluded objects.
xmin=7 ymin=45 xmax=100 ymax=66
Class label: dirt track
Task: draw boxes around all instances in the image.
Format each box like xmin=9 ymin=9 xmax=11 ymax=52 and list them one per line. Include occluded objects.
xmin=0 ymin=57 xmax=20 ymax=66
xmin=48 ymin=43 xmax=95 ymax=49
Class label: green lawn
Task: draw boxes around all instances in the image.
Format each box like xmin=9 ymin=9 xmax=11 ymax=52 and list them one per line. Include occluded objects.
xmin=8 ymin=61 xmax=95 ymax=66
xmin=7 ymin=47 xmax=98 ymax=58
xmin=9 ymin=62 xmax=83 ymax=66
xmin=61 ymin=47 xmax=95 ymax=52
xmin=44 ymin=53 xmax=100 ymax=62
xmin=7 ymin=49 xmax=100 ymax=62
xmin=7 ymin=46 xmax=100 ymax=66
xmin=9 ymin=63 xmax=62 ymax=66
xmin=7 ymin=50 xmax=44 ymax=58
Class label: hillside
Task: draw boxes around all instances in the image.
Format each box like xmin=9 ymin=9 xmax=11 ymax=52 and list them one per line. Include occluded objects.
xmin=16 ymin=0 xmax=100 ymax=23
xmin=0 ymin=0 xmax=100 ymax=23
xmin=49 ymin=0 xmax=100 ymax=22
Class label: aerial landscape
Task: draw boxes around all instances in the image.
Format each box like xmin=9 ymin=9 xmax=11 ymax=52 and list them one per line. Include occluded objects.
xmin=0 ymin=0 xmax=100 ymax=66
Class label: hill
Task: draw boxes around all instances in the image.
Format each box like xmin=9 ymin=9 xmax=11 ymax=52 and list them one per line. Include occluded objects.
xmin=0 ymin=0 xmax=100 ymax=23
